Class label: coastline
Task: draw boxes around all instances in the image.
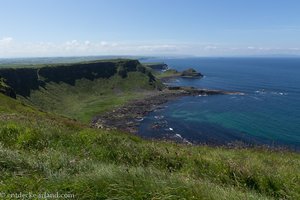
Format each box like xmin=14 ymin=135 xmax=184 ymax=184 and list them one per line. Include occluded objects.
xmin=91 ymin=85 xmax=298 ymax=152
xmin=91 ymin=86 xmax=243 ymax=134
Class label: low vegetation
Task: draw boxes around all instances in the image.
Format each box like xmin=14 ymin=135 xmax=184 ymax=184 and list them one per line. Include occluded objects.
xmin=0 ymin=93 xmax=299 ymax=199
xmin=156 ymin=68 xmax=203 ymax=79
xmin=155 ymin=69 xmax=181 ymax=79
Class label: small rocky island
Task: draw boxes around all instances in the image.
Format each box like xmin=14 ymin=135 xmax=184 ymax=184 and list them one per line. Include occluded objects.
xmin=181 ymin=68 xmax=203 ymax=78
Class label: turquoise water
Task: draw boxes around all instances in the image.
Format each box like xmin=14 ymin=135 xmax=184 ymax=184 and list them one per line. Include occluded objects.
xmin=139 ymin=58 xmax=300 ymax=150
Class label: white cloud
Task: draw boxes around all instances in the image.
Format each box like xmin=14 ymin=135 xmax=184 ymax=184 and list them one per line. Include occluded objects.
xmin=100 ymin=41 xmax=108 ymax=46
xmin=204 ymin=45 xmax=218 ymax=50
xmin=0 ymin=37 xmax=13 ymax=46
xmin=137 ymin=44 xmax=178 ymax=52
xmin=289 ymin=47 xmax=300 ymax=51
xmin=0 ymin=39 xmax=183 ymax=57
xmin=0 ymin=38 xmax=300 ymax=57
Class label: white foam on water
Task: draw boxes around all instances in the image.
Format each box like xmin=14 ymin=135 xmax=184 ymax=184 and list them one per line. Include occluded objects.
xmin=136 ymin=117 xmax=144 ymax=122
xmin=154 ymin=115 xmax=164 ymax=120
xmin=255 ymin=90 xmax=288 ymax=96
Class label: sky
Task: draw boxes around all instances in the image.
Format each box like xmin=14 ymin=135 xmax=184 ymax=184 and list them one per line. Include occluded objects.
xmin=1 ymin=0 xmax=300 ymax=57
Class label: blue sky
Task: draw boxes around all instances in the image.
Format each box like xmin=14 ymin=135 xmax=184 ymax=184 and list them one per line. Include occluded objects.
xmin=1 ymin=0 xmax=300 ymax=57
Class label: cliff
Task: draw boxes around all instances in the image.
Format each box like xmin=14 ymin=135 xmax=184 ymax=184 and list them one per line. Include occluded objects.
xmin=0 ymin=59 xmax=155 ymax=97
xmin=0 ymin=78 xmax=16 ymax=98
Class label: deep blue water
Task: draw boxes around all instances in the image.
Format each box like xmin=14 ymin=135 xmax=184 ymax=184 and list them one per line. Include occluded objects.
xmin=138 ymin=58 xmax=300 ymax=150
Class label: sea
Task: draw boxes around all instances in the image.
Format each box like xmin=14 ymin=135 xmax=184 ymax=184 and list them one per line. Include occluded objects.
xmin=138 ymin=57 xmax=300 ymax=150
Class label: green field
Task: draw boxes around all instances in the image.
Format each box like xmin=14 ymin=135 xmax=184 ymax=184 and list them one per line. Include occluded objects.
xmin=0 ymin=59 xmax=299 ymax=199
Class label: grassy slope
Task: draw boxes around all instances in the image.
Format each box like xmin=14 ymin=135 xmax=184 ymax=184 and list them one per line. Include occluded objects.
xmin=20 ymin=72 xmax=158 ymax=123
xmin=156 ymin=69 xmax=181 ymax=79
xmin=0 ymin=93 xmax=300 ymax=199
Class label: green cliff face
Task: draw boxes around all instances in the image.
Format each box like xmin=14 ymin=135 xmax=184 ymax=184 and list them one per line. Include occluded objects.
xmin=0 ymin=59 xmax=156 ymax=97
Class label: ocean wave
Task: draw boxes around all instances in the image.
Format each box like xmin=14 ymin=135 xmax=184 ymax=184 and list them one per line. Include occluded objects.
xmin=172 ymin=133 xmax=192 ymax=144
xmin=271 ymin=92 xmax=288 ymax=96
xmin=251 ymin=96 xmax=262 ymax=101
xmin=255 ymin=89 xmax=288 ymax=96
xmin=154 ymin=115 xmax=165 ymax=120
xmin=151 ymin=120 xmax=168 ymax=129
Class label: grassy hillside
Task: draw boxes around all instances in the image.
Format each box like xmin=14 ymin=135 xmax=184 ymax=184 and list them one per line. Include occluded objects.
xmin=21 ymin=72 xmax=159 ymax=122
xmin=0 ymin=93 xmax=300 ymax=199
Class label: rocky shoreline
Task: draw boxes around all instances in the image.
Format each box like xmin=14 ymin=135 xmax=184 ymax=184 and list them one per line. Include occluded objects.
xmin=91 ymin=86 xmax=243 ymax=134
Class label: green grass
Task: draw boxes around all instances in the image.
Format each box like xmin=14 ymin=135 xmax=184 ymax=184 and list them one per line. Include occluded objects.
xmin=19 ymin=72 xmax=158 ymax=122
xmin=156 ymin=69 xmax=181 ymax=79
xmin=0 ymin=78 xmax=5 ymax=86
xmin=0 ymin=93 xmax=300 ymax=199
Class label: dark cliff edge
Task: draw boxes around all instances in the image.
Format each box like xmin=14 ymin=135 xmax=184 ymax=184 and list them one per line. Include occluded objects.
xmin=0 ymin=59 xmax=156 ymax=98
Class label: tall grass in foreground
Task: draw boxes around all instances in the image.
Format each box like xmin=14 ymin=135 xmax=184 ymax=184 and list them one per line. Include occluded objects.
xmin=0 ymin=94 xmax=299 ymax=199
